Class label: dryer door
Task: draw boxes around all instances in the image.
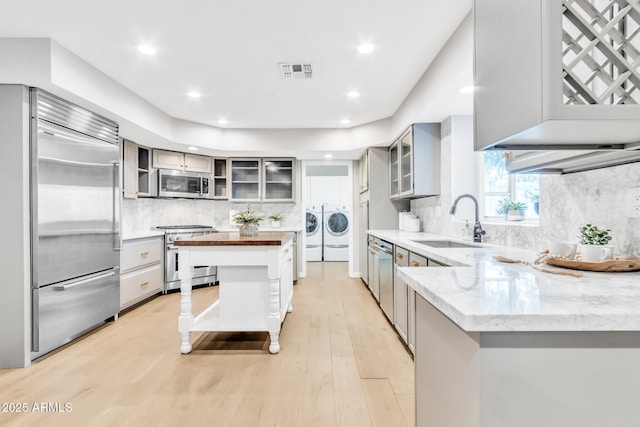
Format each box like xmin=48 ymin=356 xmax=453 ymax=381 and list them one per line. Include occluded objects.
xmin=306 ymin=211 xmax=320 ymax=237
xmin=326 ymin=212 xmax=349 ymax=237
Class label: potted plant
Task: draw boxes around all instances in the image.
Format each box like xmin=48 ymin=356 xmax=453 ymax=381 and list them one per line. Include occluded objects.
xmin=526 ymin=191 xmax=539 ymax=215
xmin=269 ymin=212 xmax=283 ymax=228
xmin=578 ymin=224 xmax=613 ymax=262
xmin=232 ymin=205 xmax=264 ymax=237
xmin=496 ymin=198 xmax=527 ymax=221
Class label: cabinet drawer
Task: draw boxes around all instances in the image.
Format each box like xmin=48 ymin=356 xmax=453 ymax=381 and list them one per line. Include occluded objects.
xmin=395 ymin=246 xmax=409 ymax=267
xmin=120 ymin=263 xmax=163 ymax=308
xmin=409 ymin=252 xmax=428 ymax=267
xmin=121 ymin=238 xmax=163 ymax=271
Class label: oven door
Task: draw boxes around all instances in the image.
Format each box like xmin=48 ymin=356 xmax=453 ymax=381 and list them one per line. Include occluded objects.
xmin=165 ymin=246 xmax=217 ymax=291
xmin=158 ymin=169 xmax=212 ymax=199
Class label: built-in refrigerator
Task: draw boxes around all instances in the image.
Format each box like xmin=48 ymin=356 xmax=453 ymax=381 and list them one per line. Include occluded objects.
xmin=30 ymin=89 xmax=121 ymax=358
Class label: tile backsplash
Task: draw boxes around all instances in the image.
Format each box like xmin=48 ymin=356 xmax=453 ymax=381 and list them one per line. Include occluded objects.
xmin=122 ymin=198 xmax=302 ymax=235
xmin=412 ymin=161 xmax=640 ymax=257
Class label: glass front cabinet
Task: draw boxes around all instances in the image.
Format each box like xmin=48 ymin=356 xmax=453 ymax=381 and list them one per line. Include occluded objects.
xmin=389 ymin=123 xmax=441 ymax=199
xmin=229 ymin=157 xmax=296 ymax=202
xmin=263 ymin=158 xmax=295 ymax=202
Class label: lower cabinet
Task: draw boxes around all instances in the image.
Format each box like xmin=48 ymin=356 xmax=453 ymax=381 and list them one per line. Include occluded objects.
xmin=393 ymin=246 xmax=409 ymax=342
xmin=120 ymin=236 xmax=164 ymax=310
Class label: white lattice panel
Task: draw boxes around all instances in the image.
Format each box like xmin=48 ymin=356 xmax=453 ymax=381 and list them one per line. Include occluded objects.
xmin=562 ymin=0 xmax=640 ymax=105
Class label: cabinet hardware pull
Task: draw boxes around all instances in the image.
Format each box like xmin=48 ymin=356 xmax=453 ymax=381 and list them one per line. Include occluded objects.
xmin=410 ymin=261 xmax=420 ymax=267
xmin=396 ymin=253 xmax=404 ymax=259
xmin=140 ymin=281 xmax=149 ymax=287
xmin=140 ymin=251 xmax=150 ymax=256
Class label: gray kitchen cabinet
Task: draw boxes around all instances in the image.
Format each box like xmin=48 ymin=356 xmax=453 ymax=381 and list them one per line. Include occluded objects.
xmin=394 ymin=246 xmax=409 ymax=343
xmin=474 ymin=0 xmax=640 ymax=153
xmin=359 ymin=148 xmax=409 ymax=283
xmin=389 ymin=123 xmax=441 ymax=199
xmin=230 ymin=157 xmax=296 ymax=202
xmin=122 ymin=139 xmax=152 ymax=199
xmin=230 ymin=158 xmax=261 ymax=202
xmin=152 ymin=149 xmax=212 ymax=174
xmin=212 ymin=158 xmax=229 ymax=199
xmin=359 ymin=149 xmax=369 ymax=193
xmin=407 ymin=252 xmax=429 ymax=354
xmin=263 ymin=158 xmax=295 ymax=202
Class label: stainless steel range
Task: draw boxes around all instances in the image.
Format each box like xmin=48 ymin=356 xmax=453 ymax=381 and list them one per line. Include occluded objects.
xmin=156 ymin=225 xmax=218 ymax=292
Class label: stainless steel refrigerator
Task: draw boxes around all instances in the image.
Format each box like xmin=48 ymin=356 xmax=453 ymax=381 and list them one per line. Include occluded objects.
xmin=31 ymin=89 xmax=121 ymax=357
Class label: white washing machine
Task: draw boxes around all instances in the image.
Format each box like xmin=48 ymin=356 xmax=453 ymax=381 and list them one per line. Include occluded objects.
xmin=323 ymin=205 xmax=349 ymax=261
xmin=306 ymin=206 xmax=323 ymax=262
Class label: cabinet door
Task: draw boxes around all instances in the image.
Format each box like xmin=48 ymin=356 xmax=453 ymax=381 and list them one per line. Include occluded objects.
xmin=394 ymin=264 xmax=408 ymax=343
xmin=123 ymin=140 xmax=138 ymax=199
xmin=407 ymin=288 xmax=416 ymax=354
xmin=389 ymin=141 xmax=400 ymax=198
xmin=360 ymin=150 xmax=369 ymax=193
xmin=153 ymin=149 xmax=184 ymax=170
xmin=399 ymin=127 xmax=413 ymax=196
xmin=230 ymin=158 xmax=261 ymax=201
xmin=263 ymin=158 xmax=295 ymax=202
xmin=184 ymin=153 xmax=212 ymax=173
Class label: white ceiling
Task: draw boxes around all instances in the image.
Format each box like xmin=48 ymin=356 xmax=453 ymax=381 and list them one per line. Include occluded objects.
xmin=0 ymin=0 xmax=472 ymax=129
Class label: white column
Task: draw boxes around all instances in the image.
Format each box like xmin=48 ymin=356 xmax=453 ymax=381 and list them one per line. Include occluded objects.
xmin=178 ymin=247 xmax=194 ymax=354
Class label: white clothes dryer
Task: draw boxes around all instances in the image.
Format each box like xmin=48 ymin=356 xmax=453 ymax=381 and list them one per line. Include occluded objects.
xmin=306 ymin=206 xmax=323 ymax=262
xmin=323 ymin=205 xmax=349 ymax=261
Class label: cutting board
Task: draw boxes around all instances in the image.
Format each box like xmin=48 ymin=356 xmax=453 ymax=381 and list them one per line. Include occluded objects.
xmin=546 ymin=257 xmax=640 ymax=272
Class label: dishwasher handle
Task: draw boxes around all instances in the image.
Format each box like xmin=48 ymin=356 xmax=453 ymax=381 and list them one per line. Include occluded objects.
xmin=372 ymin=244 xmax=393 ymax=255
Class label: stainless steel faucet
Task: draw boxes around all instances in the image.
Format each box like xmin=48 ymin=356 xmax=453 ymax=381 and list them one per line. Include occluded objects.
xmin=450 ymin=194 xmax=486 ymax=243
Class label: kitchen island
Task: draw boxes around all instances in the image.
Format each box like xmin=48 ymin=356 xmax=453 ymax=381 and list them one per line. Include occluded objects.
xmin=369 ymin=230 xmax=640 ymax=427
xmin=174 ymin=232 xmax=294 ymax=354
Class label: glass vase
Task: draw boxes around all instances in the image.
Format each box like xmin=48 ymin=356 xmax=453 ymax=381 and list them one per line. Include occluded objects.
xmin=239 ymin=222 xmax=259 ymax=237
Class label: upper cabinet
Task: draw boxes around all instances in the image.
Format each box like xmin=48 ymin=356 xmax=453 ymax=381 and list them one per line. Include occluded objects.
xmin=212 ymin=158 xmax=229 ymax=199
xmin=359 ymin=150 xmax=369 ymax=193
xmin=474 ymin=0 xmax=640 ymax=152
xmin=122 ymin=139 xmax=152 ymax=199
xmin=230 ymin=158 xmax=261 ymax=202
xmin=230 ymin=158 xmax=296 ymax=203
xmin=389 ymin=124 xmax=441 ymax=199
xmin=263 ymin=158 xmax=295 ymax=202
xmin=152 ymin=149 xmax=212 ymax=173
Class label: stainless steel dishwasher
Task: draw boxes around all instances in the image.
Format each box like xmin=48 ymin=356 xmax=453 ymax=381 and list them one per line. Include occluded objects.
xmin=371 ymin=237 xmax=394 ymax=322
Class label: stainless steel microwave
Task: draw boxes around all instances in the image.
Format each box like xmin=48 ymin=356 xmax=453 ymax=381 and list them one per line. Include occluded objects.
xmin=156 ymin=169 xmax=212 ymax=199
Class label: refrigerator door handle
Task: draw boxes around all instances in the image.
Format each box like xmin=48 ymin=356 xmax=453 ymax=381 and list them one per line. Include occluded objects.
xmin=113 ymin=161 xmax=122 ymax=251
xmin=52 ymin=271 xmax=116 ymax=291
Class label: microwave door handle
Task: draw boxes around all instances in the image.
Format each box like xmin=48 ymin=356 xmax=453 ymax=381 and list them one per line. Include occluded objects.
xmin=199 ymin=176 xmax=203 ymax=197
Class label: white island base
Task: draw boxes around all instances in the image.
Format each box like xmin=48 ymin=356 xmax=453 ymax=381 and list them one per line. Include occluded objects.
xmin=416 ymin=296 xmax=640 ymax=427
xmin=176 ymin=233 xmax=294 ymax=355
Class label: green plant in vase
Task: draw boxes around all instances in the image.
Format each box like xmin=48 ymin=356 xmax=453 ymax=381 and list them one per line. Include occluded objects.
xmin=233 ymin=205 xmax=264 ymax=237
xmin=269 ymin=212 xmax=283 ymax=228
xmin=496 ymin=198 xmax=527 ymax=221
xmin=578 ymin=224 xmax=614 ymax=262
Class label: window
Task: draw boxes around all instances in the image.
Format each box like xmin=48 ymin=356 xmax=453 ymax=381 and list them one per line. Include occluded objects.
xmin=483 ymin=151 xmax=539 ymax=219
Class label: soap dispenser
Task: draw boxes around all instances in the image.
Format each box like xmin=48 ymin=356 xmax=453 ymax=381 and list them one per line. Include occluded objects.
xmin=462 ymin=220 xmax=473 ymax=241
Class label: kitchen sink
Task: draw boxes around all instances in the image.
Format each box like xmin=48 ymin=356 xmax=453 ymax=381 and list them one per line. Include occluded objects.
xmin=411 ymin=240 xmax=480 ymax=249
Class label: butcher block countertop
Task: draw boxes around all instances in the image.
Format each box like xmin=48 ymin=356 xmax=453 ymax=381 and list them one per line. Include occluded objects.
xmin=173 ymin=231 xmax=294 ymax=246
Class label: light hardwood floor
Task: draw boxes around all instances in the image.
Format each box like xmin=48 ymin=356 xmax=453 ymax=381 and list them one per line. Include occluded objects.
xmin=0 ymin=262 xmax=414 ymax=427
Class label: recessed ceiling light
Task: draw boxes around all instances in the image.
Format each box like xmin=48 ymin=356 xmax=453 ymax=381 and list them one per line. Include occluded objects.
xmin=217 ymin=118 xmax=228 ymax=125
xmin=324 ymin=153 xmax=334 ymax=159
xmin=187 ymin=91 xmax=202 ymax=99
xmin=187 ymin=146 xmax=198 ymax=151
xmin=357 ymin=43 xmax=375 ymax=54
xmin=340 ymin=119 xmax=351 ymax=125
xmin=457 ymin=85 xmax=475 ymax=94
xmin=347 ymin=91 xmax=360 ymax=98
xmin=137 ymin=45 xmax=156 ymax=56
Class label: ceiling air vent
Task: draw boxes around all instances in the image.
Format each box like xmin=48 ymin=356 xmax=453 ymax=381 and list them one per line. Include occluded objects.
xmin=279 ymin=63 xmax=313 ymax=79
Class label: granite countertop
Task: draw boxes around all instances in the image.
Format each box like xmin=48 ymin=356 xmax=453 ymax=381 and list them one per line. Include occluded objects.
xmin=216 ymin=226 xmax=303 ymax=233
xmin=174 ymin=231 xmax=294 ymax=246
xmin=368 ymin=230 xmax=640 ymax=333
